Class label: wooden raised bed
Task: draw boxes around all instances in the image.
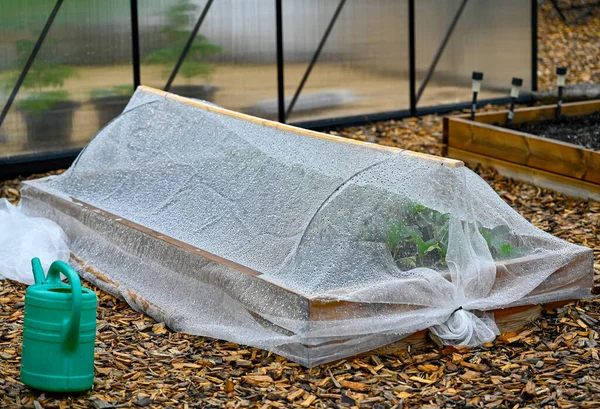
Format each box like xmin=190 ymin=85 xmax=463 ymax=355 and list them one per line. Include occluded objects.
xmin=23 ymin=183 xmax=586 ymax=364
xmin=443 ymin=100 xmax=600 ymax=201
xmin=20 ymin=87 xmax=593 ymax=365
xmin=75 ymin=246 xmax=576 ymax=359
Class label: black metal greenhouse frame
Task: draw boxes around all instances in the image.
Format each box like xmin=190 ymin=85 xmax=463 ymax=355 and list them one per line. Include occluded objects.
xmin=0 ymin=0 xmax=539 ymax=177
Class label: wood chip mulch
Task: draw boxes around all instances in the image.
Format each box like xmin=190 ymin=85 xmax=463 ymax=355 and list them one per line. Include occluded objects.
xmin=537 ymin=0 xmax=600 ymax=91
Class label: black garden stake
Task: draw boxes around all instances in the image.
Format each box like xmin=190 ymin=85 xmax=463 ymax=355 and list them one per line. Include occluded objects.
xmin=556 ymin=66 xmax=567 ymax=119
xmin=507 ymin=77 xmax=523 ymax=126
xmin=470 ymin=71 xmax=483 ymax=121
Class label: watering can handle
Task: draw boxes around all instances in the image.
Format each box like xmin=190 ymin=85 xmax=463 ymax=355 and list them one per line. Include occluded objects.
xmin=43 ymin=259 xmax=82 ymax=351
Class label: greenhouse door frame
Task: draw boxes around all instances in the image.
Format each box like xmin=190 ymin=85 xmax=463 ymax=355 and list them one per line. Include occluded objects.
xmin=0 ymin=0 xmax=538 ymax=178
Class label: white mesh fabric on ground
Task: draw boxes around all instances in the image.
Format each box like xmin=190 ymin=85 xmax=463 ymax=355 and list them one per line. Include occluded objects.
xmin=20 ymin=86 xmax=594 ymax=366
xmin=0 ymin=199 xmax=69 ymax=284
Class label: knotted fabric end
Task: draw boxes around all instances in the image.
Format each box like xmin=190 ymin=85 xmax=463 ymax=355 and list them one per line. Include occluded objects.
xmin=430 ymin=309 xmax=500 ymax=346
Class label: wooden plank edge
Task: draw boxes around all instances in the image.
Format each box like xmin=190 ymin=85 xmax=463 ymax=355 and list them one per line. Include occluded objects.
xmin=454 ymin=99 xmax=600 ymax=122
xmin=446 ymin=116 xmax=600 ymax=183
xmin=72 ymin=250 xmax=577 ymax=363
xmin=447 ymin=115 xmax=600 ymax=159
xmin=69 ymin=197 xmax=266 ymax=279
xmin=71 ymin=252 xmax=169 ymax=324
xmin=447 ymin=147 xmax=600 ymax=202
xmin=137 ymin=85 xmax=464 ymax=168
xmin=367 ymin=299 xmax=574 ymax=357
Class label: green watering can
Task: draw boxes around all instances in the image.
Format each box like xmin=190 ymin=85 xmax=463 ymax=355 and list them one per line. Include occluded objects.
xmin=20 ymin=258 xmax=97 ymax=392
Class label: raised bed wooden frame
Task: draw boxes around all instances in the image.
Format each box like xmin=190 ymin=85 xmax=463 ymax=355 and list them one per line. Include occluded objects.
xmin=20 ymin=87 xmax=591 ymax=364
xmin=23 ymin=182 xmax=583 ymax=362
xmin=443 ymin=100 xmax=600 ymax=201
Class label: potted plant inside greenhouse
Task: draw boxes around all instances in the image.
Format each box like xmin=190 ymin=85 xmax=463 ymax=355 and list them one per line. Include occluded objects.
xmin=4 ymin=39 xmax=79 ymax=147
xmin=144 ymin=0 xmax=222 ymax=101
xmin=89 ymin=85 xmax=134 ymax=128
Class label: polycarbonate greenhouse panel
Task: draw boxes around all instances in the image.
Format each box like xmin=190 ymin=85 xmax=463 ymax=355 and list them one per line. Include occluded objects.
xmin=0 ymin=0 xmax=133 ymax=160
xmin=1 ymin=0 xmax=535 ymax=164
xmin=415 ymin=0 xmax=532 ymax=106
xmin=137 ymin=0 xmax=278 ymax=120
xmin=20 ymin=87 xmax=592 ymax=366
xmin=282 ymin=0 xmax=410 ymax=122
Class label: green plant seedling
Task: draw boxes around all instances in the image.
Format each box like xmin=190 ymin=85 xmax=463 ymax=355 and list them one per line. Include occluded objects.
xmin=384 ymin=202 xmax=523 ymax=270
xmin=144 ymin=0 xmax=222 ymax=83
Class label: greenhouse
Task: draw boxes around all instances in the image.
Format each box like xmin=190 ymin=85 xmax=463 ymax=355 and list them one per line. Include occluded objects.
xmin=1 ymin=1 xmax=599 ymax=407
xmin=1 ymin=0 xmax=534 ymax=176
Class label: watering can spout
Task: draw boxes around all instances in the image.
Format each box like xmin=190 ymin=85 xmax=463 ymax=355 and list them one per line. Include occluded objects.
xmin=31 ymin=257 xmax=45 ymax=284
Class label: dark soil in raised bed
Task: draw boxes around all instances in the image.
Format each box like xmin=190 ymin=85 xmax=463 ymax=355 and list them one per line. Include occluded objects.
xmin=510 ymin=111 xmax=600 ymax=151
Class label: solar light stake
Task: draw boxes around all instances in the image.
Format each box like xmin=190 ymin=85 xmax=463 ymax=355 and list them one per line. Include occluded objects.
xmin=470 ymin=71 xmax=483 ymax=120
xmin=507 ymin=77 xmax=523 ymax=126
xmin=556 ymin=66 xmax=567 ymax=119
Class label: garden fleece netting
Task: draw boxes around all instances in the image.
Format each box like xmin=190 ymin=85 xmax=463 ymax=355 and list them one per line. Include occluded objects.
xmin=21 ymin=86 xmax=593 ymax=366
